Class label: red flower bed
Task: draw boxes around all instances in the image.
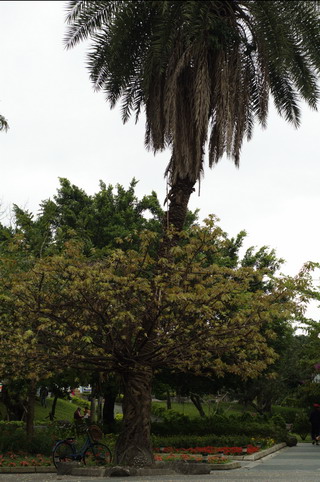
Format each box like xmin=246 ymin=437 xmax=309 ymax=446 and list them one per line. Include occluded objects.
xmin=154 ymin=445 xmax=260 ymax=455
xmin=0 ymin=452 xmax=52 ymax=467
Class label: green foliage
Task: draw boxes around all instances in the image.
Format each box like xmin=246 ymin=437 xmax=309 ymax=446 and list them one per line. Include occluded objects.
xmin=152 ymin=434 xmax=279 ymax=449
xmin=151 ymin=406 xmax=189 ymax=425
xmin=0 ymin=421 xmax=24 ymax=429
xmin=295 ymin=382 xmax=320 ymax=407
xmin=66 ymin=0 xmax=320 ymax=184
xmin=12 ymin=178 xmax=165 ymax=257
xmin=272 ymin=406 xmax=303 ymax=424
xmin=286 ymin=435 xmax=298 ymax=446
xmin=292 ymin=412 xmax=310 ymax=441
xmin=151 ymin=411 xmax=280 ymax=439
xmin=270 ymin=414 xmax=286 ymax=429
xmin=71 ymin=396 xmax=90 ymax=410
xmin=1 ymin=220 xmax=307 ymax=383
xmin=1 ymin=427 xmax=27 ymax=452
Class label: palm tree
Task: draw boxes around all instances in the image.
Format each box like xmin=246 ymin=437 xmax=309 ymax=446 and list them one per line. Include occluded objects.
xmin=65 ymin=0 xmax=320 ymax=231
xmin=0 ymin=115 xmax=9 ymax=132
xmin=64 ymin=0 xmax=320 ymax=466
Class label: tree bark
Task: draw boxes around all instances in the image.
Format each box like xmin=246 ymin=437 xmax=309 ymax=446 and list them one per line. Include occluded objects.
xmin=26 ymin=383 xmax=36 ymax=441
xmin=103 ymin=388 xmax=117 ymax=433
xmin=48 ymin=395 xmax=59 ymax=421
xmin=97 ymin=395 xmax=104 ymax=423
xmin=90 ymin=398 xmax=97 ymax=423
xmin=166 ymin=176 xmax=195 ymax=231
xmin=115 ymin=365 xmax=154 ymax=467
xmin=166 ymin=390 xmax=172 ymax=410
xmin=1 ymin=386 xmax=25 ymax=421
xmin=190 ymin=393 xmax=205 ymax=417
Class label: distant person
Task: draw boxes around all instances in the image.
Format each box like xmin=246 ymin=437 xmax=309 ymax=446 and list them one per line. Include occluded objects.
xmin=83 ymin=407 xmax=90 ymax=419
xmin=40 ymin=386 xmax=48 ymax=408
xmin=309 ymin=403 xmax=320 ymax=444
xmin=74 ymin=407 xmax=83 ymax=421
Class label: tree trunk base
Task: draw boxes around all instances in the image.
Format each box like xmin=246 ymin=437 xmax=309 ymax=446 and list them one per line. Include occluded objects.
xmin=115 ymin=365 xmax=154 ymax=467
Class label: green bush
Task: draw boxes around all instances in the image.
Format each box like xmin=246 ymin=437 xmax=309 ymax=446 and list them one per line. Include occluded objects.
xmin=71 ymin=396 xmax=90 ymax=409
xmin=292 ymin=412 xmax=310 ymax=441
xmin=0 ymin=426 xmax=27 ymax=452
xmin=151 ymin=412 xmax=279 ymax=439
xmin=152 ymin=434 xmax=276 ymax=449
xmin=286 ymin=435 xmax=298 ymax=446
xmin=271 ymin=406 xmax=302 ymax=423
xmin=270 ymin=414 xmax=286 ymax=429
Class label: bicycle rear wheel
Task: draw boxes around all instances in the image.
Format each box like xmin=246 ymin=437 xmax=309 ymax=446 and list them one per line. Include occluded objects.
xmin=84 ymin=443 xmax=112 ymax=466
xmin=52 ymin=441 xmax=76 ymax=468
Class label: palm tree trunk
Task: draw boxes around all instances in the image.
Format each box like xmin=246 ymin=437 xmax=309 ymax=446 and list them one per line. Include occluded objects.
xmin=165 ymin=176 xmax=195 ymax=232
xmin=115 ymin=365 xmax=154 ymax=466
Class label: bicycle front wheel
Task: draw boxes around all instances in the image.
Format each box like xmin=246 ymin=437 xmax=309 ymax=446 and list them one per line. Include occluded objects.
xmin=52 ymin=441 xmax=76 ymax=468
xmin=84 ymin=443 xmax=112 ymax=466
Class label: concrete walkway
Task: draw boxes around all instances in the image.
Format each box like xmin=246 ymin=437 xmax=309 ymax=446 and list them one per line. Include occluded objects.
xmin=1 ymin=443 xmax=320 ymax=481
xmin=209 ymin=442 xmax=320 ymax=481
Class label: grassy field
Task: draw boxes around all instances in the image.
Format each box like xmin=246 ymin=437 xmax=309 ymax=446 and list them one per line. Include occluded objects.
xmin=152 ymin=400 xmax=247 ymax=418
xmin=34 ymin=397 xmax=77 ymax=421
xmin=0 ymin=398 xmax=77 ymax=422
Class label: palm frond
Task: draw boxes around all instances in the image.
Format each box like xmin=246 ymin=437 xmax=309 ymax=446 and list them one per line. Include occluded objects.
xmin=0 ymin=115 xmax=9 ymax=132
xmin=66 ymin=0 xmax=320 ymax=183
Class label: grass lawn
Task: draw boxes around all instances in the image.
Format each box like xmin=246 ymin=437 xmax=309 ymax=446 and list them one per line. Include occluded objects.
xmin=152 ymin=401 xmax=247 ymax=418
xmin=0 ymin=398 xmax=77 ymax=423
xmin=34 ymin=398 xmax=77 ymax=422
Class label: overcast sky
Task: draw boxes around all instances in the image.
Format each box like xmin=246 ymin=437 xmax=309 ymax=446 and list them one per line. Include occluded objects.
xmin=1 ymin=1 xmax=320 ymax=318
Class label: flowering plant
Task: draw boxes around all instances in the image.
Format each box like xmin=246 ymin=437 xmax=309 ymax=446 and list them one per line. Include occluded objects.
xmin=0 ymin=452 xmax=52 ymax=467
xmin=154 ymin=444 xmax=260 ymax=456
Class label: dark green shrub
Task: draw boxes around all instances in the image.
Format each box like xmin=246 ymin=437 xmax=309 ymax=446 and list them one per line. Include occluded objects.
xmin=0 ymin=427 xmax=27 ymax=452
xmin=292 ymin=412 xmax=310 ymax=440
xmin=270 ymin=414 xmax=286 ymax=429
xmin=152 ymin=434 xmax=278 ymax=449
xmin=286 ymin=436 xmax=298 ymax=446
xmin=152 ymin=414 xmax=279 ymax=439
xmin=271 ymin=406 xmax=302 ymax=423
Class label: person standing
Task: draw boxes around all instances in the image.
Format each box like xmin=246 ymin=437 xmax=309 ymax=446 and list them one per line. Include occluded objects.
xmin=309 ymin=403 xmax=320 ymax=445
xmin=39 ymin=386 xmax=48 ymax=408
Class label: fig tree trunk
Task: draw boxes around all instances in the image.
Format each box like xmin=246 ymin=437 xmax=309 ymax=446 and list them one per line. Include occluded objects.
xmin=115 ymin=365 xmax=154 ymax=466
xmin=48 ymin=394 xmax=59 ymax=421
xmin=190 ymin=393 xmax=205 ymax=417
xmin=26 ymin=382 xmax=36 ymax=441
xmin=103 ymin=387 xmax=117 ymax=433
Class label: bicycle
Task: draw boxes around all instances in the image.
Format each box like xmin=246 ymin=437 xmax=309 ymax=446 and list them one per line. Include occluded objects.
xmin=52 ymin=424 xmax=112 ymax=468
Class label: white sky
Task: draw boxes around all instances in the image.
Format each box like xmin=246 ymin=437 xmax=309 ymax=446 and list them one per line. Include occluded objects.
xmin=1 ymin=1 xmax=320 ymax=318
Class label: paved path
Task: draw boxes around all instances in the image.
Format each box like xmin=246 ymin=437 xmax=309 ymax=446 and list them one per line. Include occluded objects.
xmin=1 ymin=443 xmax=320 ymax=481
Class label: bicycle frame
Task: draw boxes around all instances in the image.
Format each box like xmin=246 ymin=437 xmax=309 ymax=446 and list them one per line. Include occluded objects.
xmin=53 ymin=424 xmax=112 ymax=468
xmin=53 ymin=433 xmax=94 ymax=461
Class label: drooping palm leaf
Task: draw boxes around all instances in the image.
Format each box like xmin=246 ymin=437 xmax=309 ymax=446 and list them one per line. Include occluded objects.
xmin=65 ymin=0 xmax=320 ymax=186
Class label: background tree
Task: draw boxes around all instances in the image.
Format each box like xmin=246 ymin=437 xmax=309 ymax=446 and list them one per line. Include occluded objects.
xmin=0 ymin=221 xmax=310 ymax=465
xmin=0 ymin=179 xmax=166 ymax=432
xmin=65 ymin=0 xmax=320 ymax=231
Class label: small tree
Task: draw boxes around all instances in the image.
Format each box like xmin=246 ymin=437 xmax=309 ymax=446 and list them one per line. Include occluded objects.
xmin=0 ymin=220 xmax=309 ymax=464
